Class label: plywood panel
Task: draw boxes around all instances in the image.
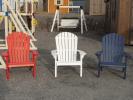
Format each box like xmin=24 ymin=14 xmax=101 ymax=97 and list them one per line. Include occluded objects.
xmin=48 ymin=0 xmax=56 ymax=13
xmin=60 ymin=0 xmax=69 ymax=14
xmin=48 ymin=0 xmax=69 ymax=14
xmin=89 ymin=0 xmax=105 ymax=15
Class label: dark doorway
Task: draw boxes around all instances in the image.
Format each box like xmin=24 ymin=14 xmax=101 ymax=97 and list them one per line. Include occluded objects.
xmin=43 ymin=0 xmax=48 ymax=12
xmin=104 ymin=0 xmax=119 ymax=33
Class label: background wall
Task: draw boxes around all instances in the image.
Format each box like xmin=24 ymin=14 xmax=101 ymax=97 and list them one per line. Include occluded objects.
xmin=84 ymin=0 xmax=90 ymax=14
xmin=38 ymin=0 xmax=44 ymax=12
xmin=37 ymin=0 xmax=105 ymax=15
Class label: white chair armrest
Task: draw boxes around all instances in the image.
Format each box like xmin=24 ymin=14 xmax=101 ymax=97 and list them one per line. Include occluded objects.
xmin=51 ymin=50 xmax=57 ymax=60
xmin=78 ymin=50 xmax=87 ymax=60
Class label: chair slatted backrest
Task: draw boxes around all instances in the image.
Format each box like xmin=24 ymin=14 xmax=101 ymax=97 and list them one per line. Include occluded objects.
xmin=7 ymin=32 xmax=30 ymax=63
xmin=101 ymin=33 xmax=124 ymax=63
xmin=55 ymin=32 xmax=78 ymax=62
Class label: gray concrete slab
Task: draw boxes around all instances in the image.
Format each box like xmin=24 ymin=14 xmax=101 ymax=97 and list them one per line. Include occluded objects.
xmin=0 ymin=14 xmax=133 ymax=100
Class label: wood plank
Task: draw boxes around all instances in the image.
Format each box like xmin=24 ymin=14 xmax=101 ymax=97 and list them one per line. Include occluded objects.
xmin=0 ymin=56 xmax=6 ymax=69
xmin=89 ymin=0 xmax=105 ymax=15
xmin=117 ymin=0 xmax=131 ymax=44
xmin=48 ymin=0 xmax=69 ymax=14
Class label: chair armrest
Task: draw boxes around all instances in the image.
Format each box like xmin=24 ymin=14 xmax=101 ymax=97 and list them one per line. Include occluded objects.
xmin=77 ymin=50 xmax=87 ymax=60
xmin=51 ymin=50 xmax=57 ymax=60
xmin=2 ymin=51 xmax=8 ymax=59
xmin=95 ymin=51 xmax=102 ymax=57
xmin=2 ymin=52 xmax=8 ymax=57
xmin=95 ymin=51 xmax=102 ymax=62
xmin=31 ymin=50 xmax=39 ymax=61
xmin=123 ymin=52 xmax=131 ymax=59
xmin=122 ymin=52 xmax=131 ymax=64
xmin=2 ymin=51 xmax=9 ymax=64
xmin=31 ymin=50 xmax=39 ymax=56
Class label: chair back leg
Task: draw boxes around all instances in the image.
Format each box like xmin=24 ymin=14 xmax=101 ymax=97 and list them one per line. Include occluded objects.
xmin=55 ymin=65 xmax=57 ymax=78
xmin=6 ymin=67 xmax=10 ymax=80
xmin=123 ymin=67 xmax=127 ymax=79
xmin=32 ymin=65 xmax=36 ymax=79
xmin=80 ymin=65 xmax=83 ymax=77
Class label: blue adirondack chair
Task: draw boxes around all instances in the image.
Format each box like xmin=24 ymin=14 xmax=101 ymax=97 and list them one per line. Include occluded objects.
xmin=96 ymin=33 xmax=128 ymax=79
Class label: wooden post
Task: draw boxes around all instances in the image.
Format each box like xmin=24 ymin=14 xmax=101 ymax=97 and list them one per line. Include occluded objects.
xmin=31 ymin=0 xmax=34 ymax=33
xmin=4 ymin=0 xmax=8 ymax=37
xmin=117 ymin=0 xmax=131 ymax=44
xmin=25 ymin=0 xmax=28 ymax=13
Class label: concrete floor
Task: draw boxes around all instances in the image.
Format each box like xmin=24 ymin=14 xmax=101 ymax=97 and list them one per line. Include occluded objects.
xmin=0 ymin=14 xmax=133 ymax=100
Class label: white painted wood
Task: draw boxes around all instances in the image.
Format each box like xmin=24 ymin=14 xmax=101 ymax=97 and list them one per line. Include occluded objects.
xmin=0 ymin=56 xmax=6 ymax=69
xmin=9 ymin=19 xmax=12 ymax=33
xmin=82 ymin=9 xmax=88 ymax=31
xmin=59 ymin=6 xmax=80 ymax=9
xmin=51 ymin=32 xmax=86 ymax=77
xmin=4 ymin=0 xmax=8 ymax=39
xmin=60 ymin=19 xmax=79 ymax=27
xmin=81 ymin=9 xmax=83 ymax=34
xmin=51 ymin=6 xmax=88 ymax=34
xmin=20 ymin=13 xmax=32 ymax=16
xmin=9 ymin=14 xmax=20 ymax=31
xmin=51 ymin=10 xmax=59 ymax=32
xmin=0 ymin=12 xmax=4 ymax=15
xmin=16 ymin=10 xmax=36 ymax=41
xmin=5 ymin=0 xmax=36 ymax=41
xmin=0 ymin=0 xmax=37 ymax=50
xmin=25 ymin=0 xmax=28 ymax=14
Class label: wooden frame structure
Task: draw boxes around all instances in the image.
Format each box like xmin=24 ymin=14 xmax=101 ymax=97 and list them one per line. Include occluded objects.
xmin=0 ymin=0 xmax=38 ymax=69
xmin=51 ymin=6 xmax=88 ymax=34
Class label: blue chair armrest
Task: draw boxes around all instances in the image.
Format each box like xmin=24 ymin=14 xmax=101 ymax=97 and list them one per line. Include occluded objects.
xmin=123 ymin=52 xmax=131 ymax=59
xmin=122 ymin=52 xmax=131 ymax=64
xmin=95 ymin=51 xmax=102 ymax=62
xmin=95 ymin=51 xmax=102 ymax=57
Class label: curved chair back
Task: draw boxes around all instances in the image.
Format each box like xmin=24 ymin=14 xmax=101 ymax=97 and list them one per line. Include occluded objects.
xmin=7 ymin=32 xmax=30 ymax=63
xmin=55 ymin=32 xmax=78 ymax=62
xmin=101 ymin=33 xmax=124 ymax=63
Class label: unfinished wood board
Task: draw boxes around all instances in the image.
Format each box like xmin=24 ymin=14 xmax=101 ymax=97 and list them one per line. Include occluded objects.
xmin=89 ymin=0 xmax=105 ymax=15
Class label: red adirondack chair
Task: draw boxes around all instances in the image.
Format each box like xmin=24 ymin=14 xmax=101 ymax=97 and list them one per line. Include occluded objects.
xmin=2 ymin=32 xmax=38 ymax=80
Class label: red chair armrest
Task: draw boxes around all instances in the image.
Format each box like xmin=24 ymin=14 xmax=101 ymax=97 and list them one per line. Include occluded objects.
xmin=31 ymin=50 xmax=39 ymax=56
xmin=2 ymin=51 xmax=9 ymax=64
xmin=2 ymin=52 xmax=9 ymax=61
xmin=30 ymin=50 xmax=39 ymax=62
xmin=2 ymin=51 xmax=8 ymax=57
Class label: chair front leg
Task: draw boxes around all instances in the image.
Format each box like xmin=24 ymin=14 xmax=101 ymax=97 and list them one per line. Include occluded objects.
xmin=97 ymin=63 xmax=101 ymax=77
xmin=32 ymin=64 xmax=36 ymax=79
xmin=101 ymin=66 xmax=103 ymax=71
xmin=55 ymin=63 xmax=57 ymax=78
xmin=123 ymin=67 xmax=127 ymax=79
xmin=55 ymin=56 xmax=58 ymax=78
xmin=80 ymin=64 xmax=83 ymax=77
xmin=6 ymin=67 xmax=10 ymax=80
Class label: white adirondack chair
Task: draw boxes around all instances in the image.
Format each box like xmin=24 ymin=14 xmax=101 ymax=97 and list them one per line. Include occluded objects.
xmin=51 ymin=32 xmax=86 ymax=77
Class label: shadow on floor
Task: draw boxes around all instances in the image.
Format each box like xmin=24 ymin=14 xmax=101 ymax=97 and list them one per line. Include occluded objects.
xmin=0 ymin=71 xmax=9 ymax=100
